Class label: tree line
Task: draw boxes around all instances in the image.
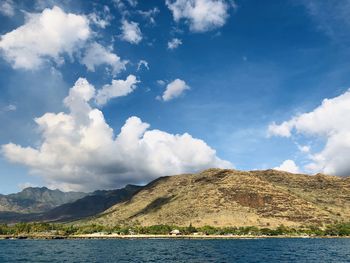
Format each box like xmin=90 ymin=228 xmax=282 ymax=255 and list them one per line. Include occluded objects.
xmin=1 ymin=222 xmax=350 ymax=236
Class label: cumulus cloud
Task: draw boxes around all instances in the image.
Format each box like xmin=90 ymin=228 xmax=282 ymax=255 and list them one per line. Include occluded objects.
xmin=0 ymin=6 xmax=90 ymax=69
xmin=168 ymin=38 xmax=182 ymax=49
xmin=0 ymin=0 xmax=15 ymax=17
xmin=267 ymin=121 xmax=292 ymax=137
xmin=268 ymin=89 xmax=350 ymax=176
xmin=1 ymin=78 xmax=231 ymax=191
xmin=0 ymin=6 xmax=126 ymax=74
xmin=81 ymin=43 xmax=127 ymax=75
xmin=160 ymin=79 xmax=190 ymax=101
xmin=120 ymin=20 xmax=142 ymax=44
xmin=274 ymin=160 xmax=300 ymax=174
xmin=95 ymin=75 xmax=139 ymax=105
xmin=166 ymin=0 xmax=233 ymax=32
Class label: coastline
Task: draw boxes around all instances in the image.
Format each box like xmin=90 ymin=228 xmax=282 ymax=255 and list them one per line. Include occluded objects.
xmin=1 ymin=234 xmax=350 ymax=240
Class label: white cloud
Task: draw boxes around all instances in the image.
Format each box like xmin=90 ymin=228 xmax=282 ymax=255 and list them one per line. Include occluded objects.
xmin=161 ymin=79 xmax=190 ymax=101
xmin=18 ymin=182 xmax=38 ymax=190
xmin=1 ymin=78 xmax=231 ymax=191
xmin=113 ymin=0 xmax=125 ymax=9
xmin=138 ymin=7 xmax=159 ymax=25
xmin=120 ymin=20 xmax=142 ymax=44
xmin=168 ymin=38 xmax=182 ymax=49
xmin=166 ymin=0 xmax=233 ymax=32
xmin=137 ymin=60 xmax=149 ymax=71
xmin=95 ymin=75 xmax=139 ymax=105
xmin=89 ymin=13 xmax=109 ymax=28
xmin=302 ymin=1 xmax=350 ymax=41
xmin=0 ymin=6 xmax=90 ymax=69
xmin=88 ymin=6 xmax=113 ymax=29
xmin=298 ymin=145 xmax=310 ymax=154
xmin=126 ymin=0 xmax=138 ymax=7
xmin=157 ymin=80 xmax=166 ymax=86
xmin=33 ymin=0 xmax=71 ymax=11
xmin=268 ymin=90 xmax=350 ymax=137
xmin=113 ymin=0 xmax=137 ymax=8
xmin=268 ymin=89 xmax=350 ymax=176
xmin=112 ymin=0 xmax=130 ymax=16
xmin=81 ymin=43 xmax=127 ymax=75
xmin=0 ymin=6 xmax=125 ymax=74
xmin=2 ymin=104 xmax=16 ymax=112
xmin=268 ymin=121 xmax=292 ymax=137
xmin=0 ymin=0 xmax=15 ymax=17
xmin=274 ymin=160 xmax=300 ymax=174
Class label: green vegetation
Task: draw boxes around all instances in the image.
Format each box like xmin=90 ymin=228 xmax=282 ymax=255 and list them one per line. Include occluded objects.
xmin=1 ymin=222 xmax=350 ymax=237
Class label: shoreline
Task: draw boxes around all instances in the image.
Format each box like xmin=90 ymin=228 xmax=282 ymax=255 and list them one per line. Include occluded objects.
xmin=1 ymin=234 xmax=350 ymax=240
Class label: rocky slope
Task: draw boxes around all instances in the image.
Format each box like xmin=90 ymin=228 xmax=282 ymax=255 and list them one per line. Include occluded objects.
xmin=90 ymin=169 xmax=350 ymax=228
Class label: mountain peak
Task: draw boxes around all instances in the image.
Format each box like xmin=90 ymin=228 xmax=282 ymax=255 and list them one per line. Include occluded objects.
xmin=0 ymin=186 xmax=86 ymax=214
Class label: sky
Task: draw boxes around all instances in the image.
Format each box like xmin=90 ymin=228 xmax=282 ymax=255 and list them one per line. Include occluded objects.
xmin=1 ymin=0 xmax=350 ymax=193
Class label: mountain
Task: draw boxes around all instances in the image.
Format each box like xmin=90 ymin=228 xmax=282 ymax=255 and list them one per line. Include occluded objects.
xmin=0 ymin=185 xmax=142 ymax=223
xmin=40 ymin=184 xmax=142 ymax=222
xmin=0 ymin=187 xmax=86 ymax=214
xmin=2 ymin=169 xmax=349 ymax=227
xmin=89 ymin=169 xmax=350 ymax=228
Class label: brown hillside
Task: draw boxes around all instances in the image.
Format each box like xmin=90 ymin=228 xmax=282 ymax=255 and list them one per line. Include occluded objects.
xmin=89 ymin=169 xmax=350 ymax=228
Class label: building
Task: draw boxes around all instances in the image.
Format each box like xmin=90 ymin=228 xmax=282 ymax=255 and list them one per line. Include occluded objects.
xmin=169 ymin=229 xmax=181 ymax=235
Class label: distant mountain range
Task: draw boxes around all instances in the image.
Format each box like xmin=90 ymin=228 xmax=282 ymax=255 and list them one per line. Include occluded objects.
xmin=0 ymin=187 xmax=86 ymax=213
xmin=39 ymin=184 xmax=142 ymax=222
xmin=0 ymin=185 xmax=141 ymax=223
xmin=1 ymin=169 xmax=350 ymax=227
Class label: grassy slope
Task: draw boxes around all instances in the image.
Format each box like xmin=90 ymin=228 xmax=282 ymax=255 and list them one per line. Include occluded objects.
xmin=88 ymin=169 xmax=350 ymax=228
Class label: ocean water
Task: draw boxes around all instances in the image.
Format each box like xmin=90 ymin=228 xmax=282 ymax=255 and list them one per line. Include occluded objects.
xmin=0 ymin=238 xmax=349 ymax=262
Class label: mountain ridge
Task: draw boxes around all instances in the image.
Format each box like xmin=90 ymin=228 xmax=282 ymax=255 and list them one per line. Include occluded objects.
xmin=40 ymin=184 xmax=142 ymax=222
xmin=1 ymin=169 xmax=349 ymax=228
xmin=0 ymin=185 xmax=142 ymax=223
xmin=0 ymin=187 xmax=86 ymax=214
xmin=88 ymin=168 xmax=350 ymax=228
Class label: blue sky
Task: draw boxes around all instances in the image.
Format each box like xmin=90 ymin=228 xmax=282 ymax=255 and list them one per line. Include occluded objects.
xmin=1 ymin=0 xmax=350 ymax=193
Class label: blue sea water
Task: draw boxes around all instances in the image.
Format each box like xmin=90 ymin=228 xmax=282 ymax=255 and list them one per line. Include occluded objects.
xmin=0 ymin=238 xmax=349 ymax=262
